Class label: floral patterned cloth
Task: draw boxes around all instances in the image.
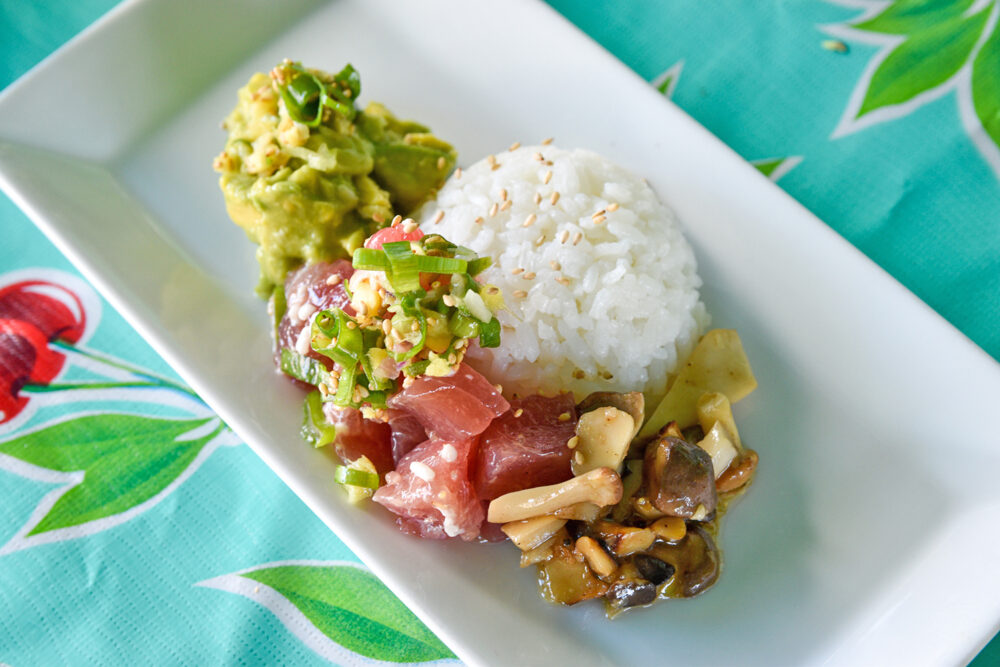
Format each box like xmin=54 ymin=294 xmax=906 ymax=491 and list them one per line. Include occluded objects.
xmin=1 ymin=1 xmax=998 ymax=665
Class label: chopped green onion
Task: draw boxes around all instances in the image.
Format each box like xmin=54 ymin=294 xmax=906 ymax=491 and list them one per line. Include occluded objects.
xmin=301 ymin=390 xmax=336 ymax=448
xmin=478 ymin=317 xmax=501 ymax=348
xmin=334 ymin=465 xmax=379 ymax=489
xmin=467 ymin=257 xmax=492 ymax=276
xmin=271 ymin=284 xmax=287 ymax=341
xmin=393 ymin=293 xmax=427 ymax=362
xmin=311 ymin=309 xmax=365 ymax=406
xmin=448 ymin=311 xmax=479 ymax=339
xmin=280 ymin=348 xmax=329 ymax=386
xmin=403 ymin=359 xmax=430 ymax=376
xmin=351 ymin=248 xmax=391 ymax=271
xmin=277 ymin=62 xmax=358 ymax=127
xmin=414 ymin=255 xmax=467 ymax=274
xmin=382 ymin=241 xmax=423 ymax=293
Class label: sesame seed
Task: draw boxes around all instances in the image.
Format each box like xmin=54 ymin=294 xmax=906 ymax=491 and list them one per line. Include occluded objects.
xmin=500 ymin=188 xmax=508 ymax=201
xmin=514 ymin=408 xmax=524 ymax=418
xmin=558 ymin=412 xmax=572 ymax=422
xmin=486 ymin=286 xmax=500 ymax=294
xmin=545 ymin=160 xmax=553 ymax=166
xmin=455 ymin=167 xmax=462 ymax=179
xmin=559 ymin=230 xmax=569 ymax=244
xmin=433 ymin=210 xmax=445 ymax=225
xmin=382 ymin=319 xmax=392 ymax=335
xmin=427 ymin=317 xmax=438 ymax=327
xmin=523 ymin=272 xmax=536 ymax=280
xmin=593 ymin=215 xmax=606 ymax=225
xmin=510 ymin=267 xmax=524 ymax=275
xmin=475 ymin=216 xmax=484 ymax=224
xmin=572 ymin=232 xmax=583 ymax=245
xmin=550 ymin=260 xmax=561 ymax=270
xmin=410 ymin=461 xmax=436 ymax=482
xmin=325 ymin=274 xmax=342 ymax=286
xmin=534 ymin=234 xmax=546 ymax=246
xmin=491 ymin=163 xmax=500 ymax=171
xmin=410 ymin=321 xmax=420 ymax=332
xmin=318 ymin=382 xmax=329 ymax=396
xmin=487 ymin=154 xmax=497 ymax=165
xmin=489 ymin=202 xmax=498 ymax=217
xmin=447 ymin=353 xmax=457 ymax=364
xmin=592 ymin=209 xmax=606 ymax=219
xmin=574 ymin=451 xmax=585 ymax=465
xmin=523 ymin=213 xmax=537 ymax=227
xmin=556 ymin=276 xmax=571 ymax=286
xmin=533 ymin=152 xmax=544 ymax=161
xmin=437 ymin=156 xmax=446 ymax=169
xmin=567 ymin=435 xmax=580 ymax=449
xmin=542 ymin=137 xmax=554 ymax=145
xmin=543 ymin=170 xmax=553 ymax=185
xmin=513 ymin=289 xmax=527 ymax=299
xmin=442 ymin=294 xmax=456 ymax=306
xmin=440 ymin=444 xmax=458 ymax=462
xmin=551 ymin=191 xmax=560 ymax=205
xmin=508 ymin=141 xmax=521 ymax=151
xmin=454 ymin=338 xmax=466 ymax=349
xmin=346 ymin=321 xmax=357 ymax=329
xmin=357 ymin=385 xmax=369 ymax=398
xmin=607 ymin=202 xmax=620 ymax=212
xmin=500 ymin=200 xmax=512 ymax=211
xmin=402 ymin=219 xmax=418 ymax=233
xmin=391 ymin=215 xmax=402 ymax=227
xmin=534 ymin=192 xmax=542 ymax=205
xmin=494 ymin=383 xmax=504 ymax=393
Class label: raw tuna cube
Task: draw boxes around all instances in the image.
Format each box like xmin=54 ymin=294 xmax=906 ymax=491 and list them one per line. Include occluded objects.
xmin=388 ymin=409 xmax=427 ymax=464
xmin=474 ymin=393 xmax=577 ymax=500
xmin=373 ymin=437 xmax=483 ymax=541
xmin=322 ymin=405 xmax=394 ymax=476
xmin=387 ymin=364 xmax=509 ymax=441
xmin=276 ymin=260 xmax=354 ymax=371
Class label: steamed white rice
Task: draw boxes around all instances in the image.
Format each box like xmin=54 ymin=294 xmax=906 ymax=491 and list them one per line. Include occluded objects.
xmin=419 ymin=145 xmax=706 ymax=403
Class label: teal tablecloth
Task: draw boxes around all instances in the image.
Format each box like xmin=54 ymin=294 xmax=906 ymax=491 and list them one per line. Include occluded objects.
xmin=1 ymin=1 xmax=998 ymax=664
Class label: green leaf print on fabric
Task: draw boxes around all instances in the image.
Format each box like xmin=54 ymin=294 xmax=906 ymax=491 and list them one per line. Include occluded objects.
xmin=858 ymin=6 xmax=989 ymax=116
xmin=0 ymin=414 xmax=229 ymax=553
xmin=853 ymin=0 xmax=973 ymax=34
xmin=751 ymin=156 xmax=803 ymax=182
xmin=826 ymin=0 xmax=1000 ymax=176
xmin=198 ymin=561 xmax=457 ymax=664
xmin=972 ymin=22 xmax=1000 ymax=150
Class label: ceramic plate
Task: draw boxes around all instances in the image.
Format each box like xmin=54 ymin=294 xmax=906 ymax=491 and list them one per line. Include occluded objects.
xmin=2 ymin=1 xmax=999 ymax=664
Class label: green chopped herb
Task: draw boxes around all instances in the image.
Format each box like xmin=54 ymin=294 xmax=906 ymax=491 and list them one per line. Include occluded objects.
xmin=301 ymin=390 xmax=336 ymax=448
xmin=334 ymin=464 xmax=379 ymax=489
xmin=280 ymin=347 xmax=329 ymax=386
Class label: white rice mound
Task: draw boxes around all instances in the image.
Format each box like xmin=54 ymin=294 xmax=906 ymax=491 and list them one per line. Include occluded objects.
xmin=419 ymin=145 xmax=707 ymax=403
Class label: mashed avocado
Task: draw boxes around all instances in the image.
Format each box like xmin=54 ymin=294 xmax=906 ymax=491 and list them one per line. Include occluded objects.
xmin=213 ymin=61 xmax=456 ymax=295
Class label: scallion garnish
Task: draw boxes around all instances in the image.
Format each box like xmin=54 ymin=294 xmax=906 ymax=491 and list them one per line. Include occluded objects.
xmin=334 ymin=464 xmax=379 ymax=489
xmin=478 ymin=317 xmax=501 ymax=348
xmin=277 ymin=62 xmax=359 ymax=127
xmin=280 ymin=348 xmax=329 ymax=386
xmin=301 ymin=390 xmax=336 ymax=448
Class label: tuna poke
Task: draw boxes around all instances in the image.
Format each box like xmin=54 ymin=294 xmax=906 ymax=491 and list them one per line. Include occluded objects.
xmin=213 ymin=60 xmax=760 ymax=615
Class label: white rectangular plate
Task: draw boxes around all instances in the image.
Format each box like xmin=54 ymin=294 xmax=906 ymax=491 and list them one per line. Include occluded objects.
xmin=2 ymin=1 xmax=999 ymax=664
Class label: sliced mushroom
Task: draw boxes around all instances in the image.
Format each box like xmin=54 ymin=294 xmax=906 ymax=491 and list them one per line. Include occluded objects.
xmin=697 ymin=422 xmax=739 ymax=479
xmin=717 ymin=449 xmax=758 ymax=493
xmin=501 ymin=515 xmax=567 ymax=551
xmin=649 ymin=524 xmax=720 ymax=597
xmin=538 ymin=542 xmax=610 ymax=605
xmin=520 ymin=529 xmax=566 ymax=568
xmin=571 ymin=407 xmax=635 ymax=475
xmin=607 ymin=581 xmax=657 ymax=609
xmin=590 ymin=521 xmax=656 ymax=557
xmin=696 ymin=391 xmax=742 ymax=449
xmin=550 ymin=502 xmax=602 ymax=522
xmin=577 ymin=391 xmax=644 ymax=440
xmin=632 ymin=554 xmax=676 ymax=585
xmin=643 ymin=432 xmax=718 ymax=519
xmin=487 ymin=467 xmax=623 ymax=523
